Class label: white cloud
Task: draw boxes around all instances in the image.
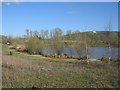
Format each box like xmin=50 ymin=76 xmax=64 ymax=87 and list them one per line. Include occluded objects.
xmin=0 ymin=2 xmax=11 ymax=6
xmin=5 ymin=2 xmax=11 ymax=5
xmin=66 ymin=11 xmax=79 ymax=14
xmin=0 ymin=1 xmax=20 ymax=7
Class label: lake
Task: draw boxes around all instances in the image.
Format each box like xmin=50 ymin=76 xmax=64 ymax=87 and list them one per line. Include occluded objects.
xmin=42 ymin=47 xmax=119 ymax=60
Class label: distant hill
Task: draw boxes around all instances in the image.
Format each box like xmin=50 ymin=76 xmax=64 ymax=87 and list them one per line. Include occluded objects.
xmin=63 ymin=31 xmax=119 ymax=47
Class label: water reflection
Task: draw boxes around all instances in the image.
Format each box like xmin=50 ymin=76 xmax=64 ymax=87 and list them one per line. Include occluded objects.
xmin=42 ymin=47 xmax=119 ymax=59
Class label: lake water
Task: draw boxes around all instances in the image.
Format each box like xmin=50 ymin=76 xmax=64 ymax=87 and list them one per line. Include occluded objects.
xmin=42 ymin=47 xmax=119 ymax=60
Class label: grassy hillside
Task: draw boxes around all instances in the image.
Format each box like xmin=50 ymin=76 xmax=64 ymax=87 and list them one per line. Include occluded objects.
xmin=64 ymin=31 xmax=119 ymax=47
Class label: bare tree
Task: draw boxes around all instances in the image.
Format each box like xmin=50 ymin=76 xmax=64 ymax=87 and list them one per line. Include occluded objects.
xmin=50 ymin=30 xmax=54 ymax=39
xmin=85 ymin=32 xmax=89 ymax=59
xmin=75 ymin=44 xmax=86 ymax=59
xmin=33 ymin=30 xmax=39 ymax=38
xmin=66 ymin=30 xmax=72 ymax=36
xmin=66 ymin=30 xmax=73 ymax=56
xmin=44 ymin=30 xmax=49 ymax=39
xmin=40 ymin=30 xmax=45 ymax=39
xmin=30 ymin=30 xmax=33 ymax=37
xmin=25 ymin=29 xmax=30 ymax=38
xmin=83 ymin=29 xmax=90 ymax=64
xmin=53 ymin=28 xmax=63 ymax=38
xmin=105 ymin=22 xmax=112 ymax=64
xmin=52 ymin=28 xmax=64 ymax=55
xmin=74 ymin=30 xmax=86 ymax=59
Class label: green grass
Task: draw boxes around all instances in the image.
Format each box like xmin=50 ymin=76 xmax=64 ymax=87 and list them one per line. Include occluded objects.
xmin=2 ymin=45 xmax=81 ymax=63
xmin=2 ymin=45 xmax=119 ymax=88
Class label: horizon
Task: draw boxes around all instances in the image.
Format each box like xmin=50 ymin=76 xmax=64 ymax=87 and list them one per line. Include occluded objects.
xmin=2 ymin=2 xmax=118 ymax=36
xmin=1 ymin=30 xmax=119 ymax=38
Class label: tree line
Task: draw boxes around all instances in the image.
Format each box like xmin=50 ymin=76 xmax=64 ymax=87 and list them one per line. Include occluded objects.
xmin=1 ymin=28 xmax=119 ymax=60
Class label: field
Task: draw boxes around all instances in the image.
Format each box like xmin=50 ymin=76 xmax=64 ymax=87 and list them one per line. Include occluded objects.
xmin=2 ymin=45 xmax=119 ymax=88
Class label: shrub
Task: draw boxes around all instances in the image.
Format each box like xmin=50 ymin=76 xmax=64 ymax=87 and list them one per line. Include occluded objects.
xmin=25 ymin=37 xmax=43 ymax=54
xmin=101 ymin=56 xmax=109 ymax=63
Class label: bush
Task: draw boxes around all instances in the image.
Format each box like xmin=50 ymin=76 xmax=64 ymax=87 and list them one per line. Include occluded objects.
xmin=25 ymin=37 xmax=43 ymax=54
xmin=101 ymin=56 xmax=109 ymax=63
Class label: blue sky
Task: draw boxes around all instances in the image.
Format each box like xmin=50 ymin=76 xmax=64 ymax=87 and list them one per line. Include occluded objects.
xmin=2 ymin=2 xmax=118 ymax=36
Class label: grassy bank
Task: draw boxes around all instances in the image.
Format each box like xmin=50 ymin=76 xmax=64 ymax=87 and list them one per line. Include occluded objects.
xmin=2 ymin=45 xmax=119 ymax=88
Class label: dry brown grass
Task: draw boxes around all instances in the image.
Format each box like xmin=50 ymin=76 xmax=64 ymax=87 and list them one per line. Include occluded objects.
xmin=2 ymin=56 xmax=119 ymax=88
